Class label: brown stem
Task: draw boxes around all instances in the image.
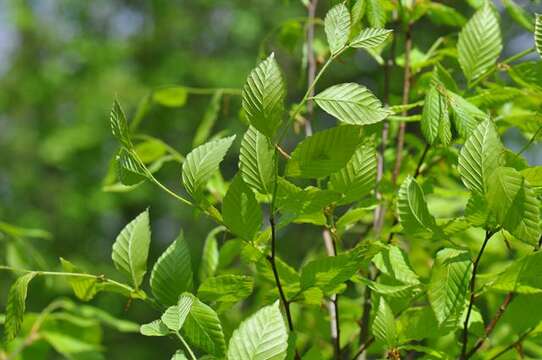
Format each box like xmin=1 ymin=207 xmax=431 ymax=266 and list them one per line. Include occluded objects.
xmin=391 ymin=21 xmax=413 ymax=186
xmin=465 ymin=292 xmax=515 ymax=359
xmin=304 ymin=0 xmax=318 ymax=137
xmin=461 ymin=230 xmax=495 ymax=359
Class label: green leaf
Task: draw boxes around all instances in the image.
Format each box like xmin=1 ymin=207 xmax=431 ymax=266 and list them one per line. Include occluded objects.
xmin=150 ymin=232 xmax=194 ymax=306
xmin=536 ymin=13 xmax=542 ymax=58
xmin=3 ymin=272 xmax=36 ymax=343
xmin=420 ymin=84 xmax=450 ymax=145
xmin=329 ymin=144 xmax=376 ymax=204
xmin=171 ymin=351 xmax=188 ymax=360
xmin=110 ymin=100 xmax=132 ymax=148
xmin=324 ymin=3 xmax=351 ymax=54
xmin=521 ymin=166 xmax=542 ymax=187
xmin=457 ymin=3 xmax=502 ymax=82
xmin=242 ymin=53 xmax=286 ymax=138
xmin=313 ymin=83 xmax=389 ymax=125
xmin=426 ymin=3 xmax=467 ymax=27
xmin=350 ymin=28 xmax=392 ymax=49
xmin=227 ymin=301 xmax=288 ymax=360
xmin=491 ymin=251 xmax=542 ymax=294
xmin=239 ymin=126 xmax=274 ymax=194
xmin=285 ymin=125 xmax=364 ymax=179
xmin=373 ymin=246 xmax=420 ymax=286
xmin=428 ymin=248 xmax=472 ymax=328
xmin=140 ymin=320 xmax=170 ymax=336
xmin=397 ymin=176 xmax=438 ymax=236
xmin=153 ymin=86 xmax=188 ymax=107
xmin=223 ymin=175 xmax=262 ymax=241
xmin=199 ymin=227 xmax=223 ymax=283
xmin=161 ymin=294 xmax=194 ymax=331
xmin=465 ymin=193 xmax=492 ymax=227
xmin=458 ymin=120 xmax=504 ymax=195
xmin=60 ymin=258 xmax=99 ymax=301
xmin=117 ymin=148 xmax=149 ymax=186
xmin=111 ymin=209 xmax=151 ymax=290
xmin=193 ymin=91 xmax=222 ymax=147
xmin=373 ymin=298 xmax=398 ymax=347
xmin=365 ymin=0 xmax=386 ymax=28
xmin=486 ymin=167 xmax=541 ymax=245
xmin=197 ymin=275 xmax=253 ymax=304
xmin=182 ymin=135 xmax=236 ymax=199
xmin=448 ymin=91 xmax=488 ymax=139
xmin=181 ymin=296 xmax=226 ymax=358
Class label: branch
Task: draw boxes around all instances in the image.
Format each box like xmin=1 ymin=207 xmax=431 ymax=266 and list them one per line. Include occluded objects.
xmin=465 ymin=292 xmax=514 ymax=359
xmin=488 ymin=328 xmax=534 ymax=360
xmin=304 ymin=0 xmax=319 ymax=137
xmin=391 ymin=21 xmax=414 ymax=186
xmin=460 ymin=230 xmax=495 ymax=359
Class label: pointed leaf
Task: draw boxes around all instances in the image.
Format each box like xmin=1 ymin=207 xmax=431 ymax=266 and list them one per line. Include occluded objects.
xmin=329 ymin=145 xmax=377 ymax=204
xmin=227 ymin=301 xmax=288 ymax=360
xmin=182 ymin=135 xmax=236 ymax=199
xmin=199 ymin=227 xmax=223 ymax=283
xmin=351 ymin=28 xmax=392 ymax=49
xmin=492 ymin=251 xmax=542 ymax=294
xmin=428 ymin=248 xmax=471 ymax=328
xmin=457 ymin=3 xmax=502 ymax=82
xmin=325 ymin=3 xmax=351 ymax=54
xmin=60 ymin=258 xmax=99 ymax=302
xmin=313 ymin=83 xmax=389 ymax=125
xmin=110 ymin=100 xmax=132 ymax=148
xmin=373 ymin=246 xmax=420 ymax=286
xmin=140 ymin=320 xmax=170 ymax=337
xmin=239 ymin=126 xmax=274 ymax=194
xmin=373 ymin=298 xmax=398 ymax=347
xmin=486 ymin=167 xmax=541 ymax=245
xmin=285 ymin=125 xmax=364 ymax=179
xmin=161 ymin=294 xmax=194 ymax=331
xmin=421 ymin=85 xmax=450 ymax=145
xmin=197 ymin=275 xmax=254 ymax=304
xmin=3 ymin=272 xmax=36 ymax=343
xmin=366 ymin=0 xmax=386 ymax=28
xmin=111 ymin=209 xmax=151 ymax=290
xmin=181 ymin=296 xmax=226 ymax=357
xmin=223 ymin=175 xmax=262 ymax=241
xmin=448 ymin=91 xmax=488 ymax=139
xmin=458 ymin=120 xmax=504 ymax=194
xmin=150 ymin=232 xmax=194 ymax=306
xmin=242 ymin=54 xmax=286 ymax=138
xmin=397 ymin=176 xmax=438 ymax=236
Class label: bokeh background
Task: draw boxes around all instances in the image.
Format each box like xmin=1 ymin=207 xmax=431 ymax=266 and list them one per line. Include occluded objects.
xmin=1 ymin=0 xmax=541 ymax=358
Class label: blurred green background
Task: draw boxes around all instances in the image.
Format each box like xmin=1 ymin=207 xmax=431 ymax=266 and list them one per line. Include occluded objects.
xmin=1 ymin=0 xmax=541 ymax=358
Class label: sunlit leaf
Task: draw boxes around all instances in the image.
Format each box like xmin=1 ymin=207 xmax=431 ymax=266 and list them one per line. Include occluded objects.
xmin=324 ymin=3 xmax=351 ymax=54
xmin=350 ymin=28 xmax=392 ymax=49
xmin=223 ymin=175 xmax=262 ymax=241
xmin=239 ymin=126 xmax=274 ymax=194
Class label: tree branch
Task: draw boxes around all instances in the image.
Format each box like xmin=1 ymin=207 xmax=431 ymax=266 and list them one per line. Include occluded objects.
xmin=460 ymin=230 xmax=495 ymax=359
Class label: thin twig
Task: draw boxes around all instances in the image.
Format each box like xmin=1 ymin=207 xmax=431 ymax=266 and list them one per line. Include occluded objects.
xmin=488 ymin=328 xmax=534 ymax=360
xmin=461 ymin=230 xmax=495 ymax=359
xmin=304 ymin=0 xmax=319 ymax=137
xmin=391 ymin=21 xmax=414 ymax=186
xmin=465 ymin=292 xmax=515 ymax=359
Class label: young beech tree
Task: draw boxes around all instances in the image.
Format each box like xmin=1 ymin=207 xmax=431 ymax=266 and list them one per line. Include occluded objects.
xmin=3 ymin=1 xmax=542 ymax=359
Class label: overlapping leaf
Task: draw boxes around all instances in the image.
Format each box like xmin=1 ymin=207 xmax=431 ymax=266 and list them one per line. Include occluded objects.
xmin=239 ymin=126 xmax=274 ymax=194
xmin=372 ymin=246 xmax=420 ymax=286
xmin=140 ymin=320 xmax=170 ymax=336
xmin=428 ymin=248 xmax=471 ymax=328
xmin=313 ymin=83 xmax=389 ymax=125
xmin=197 ymin=275 xmax=253 ymax=304
xmin=458 ymin=120 xmax=504 ymax=194
xmin=329 ymin=145 xmax=376 ymax=204
xmin=181 ymin=297 xmax=226 ymax=357
xmin=365 ymin=0 xmax=386 ymax=28
xmin=421 ymin=84 xmax=450 ymax=145
xmin=373 ymin=298 xmax=398 ymax=347
xmin=111 ymin=209 xmax=151 ymax=290
xmin=242 ymin=54 xmax=285 ymax=138
xmin=351 ymin=28 xmax=392 ymax=49
xmin=199 ymin=226 xmax=223 ymax=283
xmin=161 ymin=294 xmax=193 ymax=331
xmin=486 ymin=167 xmax=541 ymax=245
xmin=150 ymin=232 xmax=194 ymax=306
xmin=324 ymin=3 xmax=351 ymax=54
xmin=181 ymin=135 xmax=236 ymax=199
xmin=223 ymin=175 xmax=262 ymax=241
xmin=448 ymin=91 xmax=488 ymax=139
xmin=536 ymin=14 xmax=542 ymax=58
xmin=397 ymin=177 xmax=439 ymax=236
xmin=227 ymin=301 xmax=288 ymax=360
xmin=457 ymin=3 xmax=502 ymax=82
xmin=110 ymin=100 xmax=132 ymax=148
xmin=285 ymin=125 xmax=364 ymax=179
xmin=491 ymin=251 xmax=542 ymax=293
xmin=60 ymin=258 xmax=99 ymax=301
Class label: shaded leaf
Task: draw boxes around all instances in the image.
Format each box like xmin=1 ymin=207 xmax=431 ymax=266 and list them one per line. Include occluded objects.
xmin=111 ymin=209 xmax=151 ymax=290
xmin=239 ymin=126 xmax=274 ymax=194
xmin=140 ymin=320 xmax=170 ymax=337
xmin=199 ymin=226 xmax=223 ymax=283
xmin=60 ymin=258 xmax=99 ymax=302
xmin=366 ymin=0 xmax=386 ymax=28
xmin=193 ymin=91 xmax=222 ymax=147
xmin=110 ymin=100 xmax=132 ymax=148
xmin=223 ymin=175 xmax=262 ymax=241
xmin=197 ymin=275 xmax=253 ymax=304
xmin=153 ymin=87 xmax=188 ymax=107
xmin=397 ymin=176 xmax=438 ymax=236
xmin=150 ymin=232 xmax=194 ymax=306
xmin=373 ymin=298 xmax=398 ymax=347
xmin=3 ymin=272 xmax=36 ymax=343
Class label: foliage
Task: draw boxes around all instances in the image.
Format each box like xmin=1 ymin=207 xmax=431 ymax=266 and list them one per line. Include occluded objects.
xmin=2 ymin=1 xmax=542 ymax=359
